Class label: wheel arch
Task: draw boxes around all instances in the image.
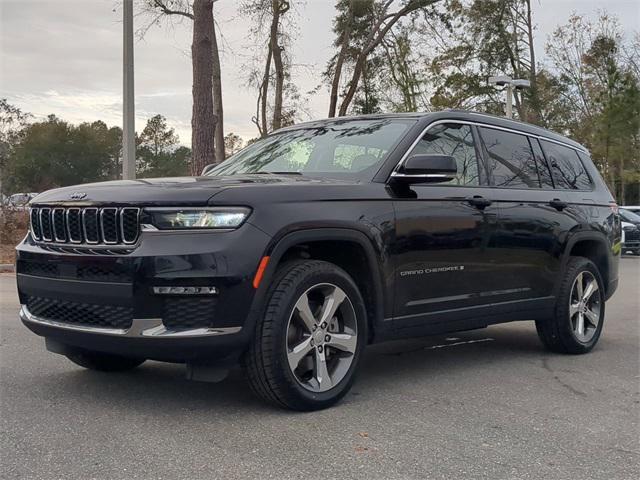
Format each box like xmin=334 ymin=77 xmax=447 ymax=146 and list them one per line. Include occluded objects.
xmin=250 ymin=228 xmax=387 ymax=343
xmin=562 ymin=232 xmax=613 ymax=298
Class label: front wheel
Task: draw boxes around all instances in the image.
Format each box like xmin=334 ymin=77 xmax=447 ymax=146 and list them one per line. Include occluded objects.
xmin=245 ymin=260 xmax=367 ymax=411
xmin=536 ymin=256 xmax=605 ymax=354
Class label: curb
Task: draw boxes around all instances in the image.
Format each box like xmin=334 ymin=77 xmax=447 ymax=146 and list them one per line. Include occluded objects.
xmin=0 ymin=263 xmax=15 ymax=273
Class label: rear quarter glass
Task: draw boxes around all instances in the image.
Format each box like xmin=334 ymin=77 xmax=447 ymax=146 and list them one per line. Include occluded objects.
xmin=540 ymin=140 xmax=593 ymax=190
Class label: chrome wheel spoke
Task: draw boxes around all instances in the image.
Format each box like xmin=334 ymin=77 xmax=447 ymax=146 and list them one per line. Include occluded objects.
xmin=574 ymin=312 xmax=585 ymax=337
xmin=575 ymin=272 xmax=584 ymax=299
xmin=318 ymin=287 xmax=346 ymax=326
xmin=584 ymin=308 xmax=599 ymax=327
xmin=294 ymin=293 xmax=317 ymax=333
xmin=582 ymin=280 xmax=598 ymax=303
xmin=569 ymin=302 xmax=581 ymax=318
xmin=287 ymin=337 xmax=313 ymax=371
xmin=314 ymin=348 xmax=332 ymax=389
xmin=326 ymin=332 xmax=357 ymax=354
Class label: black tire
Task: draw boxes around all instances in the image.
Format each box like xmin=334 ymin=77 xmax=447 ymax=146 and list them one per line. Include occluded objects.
xmin=66 ymin=350 xmax=145 ymax=372
xmin=244 ymin=260 xmax=367 ymax=411
xmin=535 ymin=256 xmax=605 ymax=354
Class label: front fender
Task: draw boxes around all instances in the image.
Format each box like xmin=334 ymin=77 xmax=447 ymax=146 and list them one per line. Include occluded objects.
xmin=245 ymin=227 xmax=389 ymax=343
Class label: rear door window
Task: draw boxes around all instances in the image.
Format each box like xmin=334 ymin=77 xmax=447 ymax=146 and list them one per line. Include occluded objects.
xmin=478 ymin=127 xmax=541 ymax=188
xmin=530 ymin=139 xmax=555 ymax=188
xmin=540 ymin=140 xmax=593 ymax=190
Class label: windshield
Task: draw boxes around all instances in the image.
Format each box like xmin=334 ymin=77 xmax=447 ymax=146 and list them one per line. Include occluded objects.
xmin=206 ymin=119 xmax=414 ymax=180
xmin=620 ymin=209 xmax=640 ymax=223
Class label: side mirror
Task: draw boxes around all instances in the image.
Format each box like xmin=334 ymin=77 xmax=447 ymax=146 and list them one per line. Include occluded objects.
xmin=392 ymin=154 xmax=457 ymax=184
xmin=201 ymin=164 xmax=216 ymax=176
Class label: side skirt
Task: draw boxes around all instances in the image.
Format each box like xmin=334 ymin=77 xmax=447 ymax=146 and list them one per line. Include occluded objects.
xmin=377 ymin=296 xmax=555 ymax=342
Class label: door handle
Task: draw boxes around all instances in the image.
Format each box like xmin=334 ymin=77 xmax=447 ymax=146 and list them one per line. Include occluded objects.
xmin=466 ymin=195 xmax=492 ymax=210
xmin=549 ymin=198 xmax=568 ymax=211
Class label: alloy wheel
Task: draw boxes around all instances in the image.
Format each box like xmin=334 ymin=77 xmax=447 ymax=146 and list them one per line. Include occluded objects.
xmin=286 ymin=283 xmax=358 ymax=392
xmin=569 ymin=271 xmax=601 ymax=343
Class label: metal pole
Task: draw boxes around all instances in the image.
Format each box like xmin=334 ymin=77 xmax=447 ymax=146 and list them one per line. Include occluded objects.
xmin=505 ymin=84 xmax=513 ymax=119
xmin=122 ymin=0 xmax=136 ymax=180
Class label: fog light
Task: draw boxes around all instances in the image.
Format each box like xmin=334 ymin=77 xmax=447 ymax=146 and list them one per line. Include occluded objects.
xmin=152 ymin=286 xmax=219 ymax=295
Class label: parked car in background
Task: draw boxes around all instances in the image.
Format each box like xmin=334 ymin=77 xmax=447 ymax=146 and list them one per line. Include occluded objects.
xmin=620 ymin=208 xmax=640 ymax=255
xmin=17 ymin=111 xmax=621 ymax=410
xmin=622 ymin=205 xmax=640 ymax=215
xmin=6 ymin=193 xmax=39 ymax=209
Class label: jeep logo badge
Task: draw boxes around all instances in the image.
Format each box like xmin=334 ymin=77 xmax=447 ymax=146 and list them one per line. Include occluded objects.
xmin=70 ymin=192 xmax=87 ymax=200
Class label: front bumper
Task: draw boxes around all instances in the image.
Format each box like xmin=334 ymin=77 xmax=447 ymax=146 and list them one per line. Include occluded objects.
xmin=20 ymin=305 xmax=242 ymax=338
xmin=16 ymin=223 xmax=271 ymax=362
xmin=20 ymin=305 xmax=246 ymax=362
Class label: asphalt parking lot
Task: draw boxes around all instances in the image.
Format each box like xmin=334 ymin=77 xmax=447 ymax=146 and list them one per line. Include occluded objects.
xmin=1 ymin=258 xmax=638 ymax=480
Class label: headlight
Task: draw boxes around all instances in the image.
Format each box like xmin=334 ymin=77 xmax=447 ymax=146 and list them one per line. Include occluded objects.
xmin=146 ymin=207 xmax=251 ymax=230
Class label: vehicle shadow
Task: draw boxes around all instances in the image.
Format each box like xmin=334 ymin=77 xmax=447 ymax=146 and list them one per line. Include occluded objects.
xmin=39 ymin=321 xmax=557 ymax=415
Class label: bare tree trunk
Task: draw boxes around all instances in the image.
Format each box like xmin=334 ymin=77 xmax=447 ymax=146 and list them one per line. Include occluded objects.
xmin=270 ymin=0 xmax=289 ymax=131
xmin=328 ymin=17 xmax=352 ymax=117
xmin=191 ymin=0 xmax=216 ymax=175
xmin=211 ymin=18 xmax=225 ymax=161
xmin=336 ymin=0 xmax=442 ymax=116
xmin=258 ymin=46 xmax=273 ymax=137
xmin=338 ymin=54 xmax=366 ymax=116
xmin=146 ymin=2 xmax=224 ymax=163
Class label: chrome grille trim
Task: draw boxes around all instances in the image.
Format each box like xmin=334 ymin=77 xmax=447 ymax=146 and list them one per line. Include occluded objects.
xmin=120 ymin=207 xmax=141 ymax=244
xmin=40 ymin=208 xmax=53 ymax=241
xmin=66 ymin=208 xmax=83 ymax=243
xmin=83 ymin=208 xmax=100 ymax=244
xmin=52 ymin=208 xmax=67 ymax=242
xmin=100 ymin=208 xmax=119 ymax=245
xmin=30 ymin=209 xmax=42 ymax=240
xmin=29 ymin=207 xmax=140 ymax=247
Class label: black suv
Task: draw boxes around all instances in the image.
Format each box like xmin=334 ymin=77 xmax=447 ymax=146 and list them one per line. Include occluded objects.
xmin=17 ymin=111 xmax=620 ymax=410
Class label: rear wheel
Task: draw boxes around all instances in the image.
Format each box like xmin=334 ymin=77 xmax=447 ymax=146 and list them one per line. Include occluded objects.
xmin=66 ymin=350 xmax=145 ymax=372
xmin=536 ymin=257 xmax=605 ymax=354
xmin=245 ymin=260 xmax=366 ymax=411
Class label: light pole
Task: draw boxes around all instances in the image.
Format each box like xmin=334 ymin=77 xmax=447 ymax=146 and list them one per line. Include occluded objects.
xmin=488 ymin=76 xmax=531 ymax=119
xmin=122 ymin=0 xmax=135 ymax=180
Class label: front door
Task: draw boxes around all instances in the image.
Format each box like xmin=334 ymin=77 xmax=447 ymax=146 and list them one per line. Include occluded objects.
xmin=391 ymin=122 xmax=500 ymax=327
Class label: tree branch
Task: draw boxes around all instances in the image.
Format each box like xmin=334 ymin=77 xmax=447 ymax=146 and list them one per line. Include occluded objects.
xmin=152 ymin=0 xmax=194 ymax=20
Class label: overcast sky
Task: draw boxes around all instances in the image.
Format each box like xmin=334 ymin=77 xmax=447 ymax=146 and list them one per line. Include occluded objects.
xmin=1 ymin=0 xmax=639 ymax=144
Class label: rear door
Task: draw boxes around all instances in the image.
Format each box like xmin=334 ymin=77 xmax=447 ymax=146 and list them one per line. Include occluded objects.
xmin=477 ymin=126 xmax=574 ymax=304
xmin=391 ymin=122 xmax=502 ymax=326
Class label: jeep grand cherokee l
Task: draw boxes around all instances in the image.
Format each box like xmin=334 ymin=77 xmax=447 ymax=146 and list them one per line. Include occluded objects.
xmin=17 ymin=111 xmax=620 ymax=411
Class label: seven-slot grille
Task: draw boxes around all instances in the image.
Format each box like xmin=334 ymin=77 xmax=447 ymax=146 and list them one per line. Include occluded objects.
xmin=30 ymin=207 xmax=140 ymax=245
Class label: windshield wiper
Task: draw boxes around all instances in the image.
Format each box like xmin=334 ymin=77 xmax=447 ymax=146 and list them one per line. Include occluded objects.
xmin=254 ymin=171 xmax=303 ymax=175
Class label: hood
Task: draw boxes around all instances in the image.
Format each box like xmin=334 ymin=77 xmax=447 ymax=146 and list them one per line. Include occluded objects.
xmin=31 ymin=174 xmax=337 ymax=206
